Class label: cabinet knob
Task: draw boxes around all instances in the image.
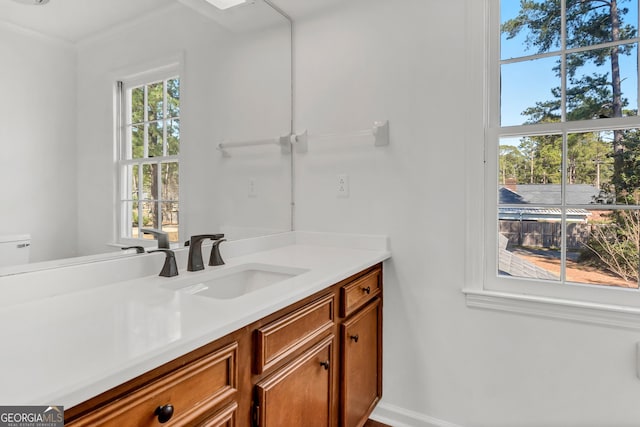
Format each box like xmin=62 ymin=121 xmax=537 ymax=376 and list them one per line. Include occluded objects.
xmin=319 ymin=360 xmax=330 ymax=370
xmin=155 ymin=404 xmax=174 ymax=423
xmin=349 ymin=334 xmax=359 ymax=343
xmin=362 ymin=286 xmax=371 ymax=294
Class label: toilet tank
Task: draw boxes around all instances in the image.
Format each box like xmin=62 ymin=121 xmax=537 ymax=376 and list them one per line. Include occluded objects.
xmin=0 ymin=234 xmax=31 ymax=267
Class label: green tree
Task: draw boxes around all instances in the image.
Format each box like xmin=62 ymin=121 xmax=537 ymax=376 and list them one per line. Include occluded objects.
xmin=567 ymin=132 xmax=613 ymax=187
xmin=502 ymin=0 xmax=637 ymax=197
xmin=499 ymin=144 xmax=526 ymax=183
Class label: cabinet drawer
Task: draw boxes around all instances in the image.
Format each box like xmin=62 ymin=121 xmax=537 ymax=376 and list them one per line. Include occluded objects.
xmin=68 ymin=342 xmax=238 ymax=427
xmin=340 ymin=268 xmax=381 ymax=317
xmin=200 ymin=401 xmax=237 ymax=427
xmin=255 ymin=294 xmax=334 ymax=374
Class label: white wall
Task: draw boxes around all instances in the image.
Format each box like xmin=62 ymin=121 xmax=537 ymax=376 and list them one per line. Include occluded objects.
xmin=293 ymin=1 xmax=640 ymax=426
xmin=0 ymin=24 xmax=77 ymax=262
xmin=75 ymin=4 xmax=291 ymax=255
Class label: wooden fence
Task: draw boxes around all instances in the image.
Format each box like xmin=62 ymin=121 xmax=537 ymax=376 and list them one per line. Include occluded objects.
xmin=499 ymin=220 xmax=592 ymax=249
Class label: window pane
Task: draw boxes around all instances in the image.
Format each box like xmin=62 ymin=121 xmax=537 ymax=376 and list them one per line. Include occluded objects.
xmin=147 ymin=121 xmax=164 ymax=157
xmin=499 ymin=135 xmax=563 ymax=204
xmin=129 ymin=125 xmax=144 ymax=159
xmin=501 ymin=56 xmax=561 ymax=126
xmin=167 ymin=78 xmax=180 ymax=118
xmin=147 ymin=81 xmax=164 ymax=121
xmin=566 ymin=44 xmax=638 ymax=121
xmin=498 ymin=214 xmax=561 ymax=281
xmin=141 ymin=201 xmax=159 ymax=229
xmin=167 ymin=119 xmax=180 ymax=156
xmin=131 ymin=86 xmax=144 ymax=124
xmin=615 ymin=127 xmax=640 ymax=203
xmin=142 ymin=164 xmax=159 ymax=201
xmin=161 ymin=202 xmax=179 ymax=242
xmin=501 ymin=0 xmax=561 ymax=60
xmin=161 ymin=162 xmax=179 ymax=201
xmin=566 ymin=0 xmax=638 ymax=49
xmin=567 ymin=131 xmax=615 ymax=204
xmin=572 ymin=209 xmax=639 ymax=288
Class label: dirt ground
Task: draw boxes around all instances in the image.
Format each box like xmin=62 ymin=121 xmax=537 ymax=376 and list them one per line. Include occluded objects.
xmin=513 ymin=248 xmax=638 ymax=289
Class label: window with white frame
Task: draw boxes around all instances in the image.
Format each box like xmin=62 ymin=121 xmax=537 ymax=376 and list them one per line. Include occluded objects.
xmin=492 ymin=0 xmax=640 ymax=295
xmin=117 ymin=70 xmax=180 ymax=245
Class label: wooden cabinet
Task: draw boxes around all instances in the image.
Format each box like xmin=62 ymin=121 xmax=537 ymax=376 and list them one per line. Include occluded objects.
xmin=254 ymin=335 xmax=335 ymax=427
xmin=65 ymin=264 xmax=383 ymax=427
xmin=66 ymin=342 xmax=238 ymax=427
xmin=340 ymin=268 xmax=381 ymax=318
xmin=201 ymin=402 xmax=238 ymax=427
xmin=340 ymin=298 xmax=382 ymax=427
xmin=254 ymin=294 xmax=334 ymax=375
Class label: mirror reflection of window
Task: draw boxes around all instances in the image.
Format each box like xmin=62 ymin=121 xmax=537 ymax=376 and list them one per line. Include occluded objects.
xmin=118 ymin=73 xmax=180 ymax=245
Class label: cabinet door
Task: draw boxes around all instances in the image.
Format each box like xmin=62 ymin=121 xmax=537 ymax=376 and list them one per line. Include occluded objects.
xmin=341 ymin=298 xmax=382 ymax=427
xmin=255 ymin=335 xmax=335 ymax=427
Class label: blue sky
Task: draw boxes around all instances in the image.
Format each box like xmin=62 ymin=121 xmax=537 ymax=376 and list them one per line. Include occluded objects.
xmin=500 ymin=0 xmax=639 ymax=127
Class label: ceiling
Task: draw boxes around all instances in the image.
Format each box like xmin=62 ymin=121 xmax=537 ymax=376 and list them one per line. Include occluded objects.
xmin=0 ymin=0 xmax=175 ymax=43
xmin=0 ymin=0 xmax=344 ymax=44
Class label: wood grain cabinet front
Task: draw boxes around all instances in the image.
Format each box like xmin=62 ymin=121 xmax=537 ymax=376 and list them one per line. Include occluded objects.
xmin=340 ymin=268 xmax=381 ymax=318
xmin=254 ymin=335 xmax=336 ymax=427
xmin=340 ymin=298 xmax=382 ymax=427
xmin=254 ymin=293 xmax=334 ymax=374
xmin=66 ymin=342 xmax=238 ymax=427
xmin=200 ymin=402 xmax=238 ymax=427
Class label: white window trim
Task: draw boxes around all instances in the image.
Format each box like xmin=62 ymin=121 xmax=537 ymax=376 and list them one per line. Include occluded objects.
xmin=113 ymin=53 xmax=185 ymax=248
xmin=462 ymin=0 xmax=640 ymax=329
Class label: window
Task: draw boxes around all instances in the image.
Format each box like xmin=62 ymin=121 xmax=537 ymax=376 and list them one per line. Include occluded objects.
xmin=488 ymin=0 xmax=640 ymax=306
xmin=117 ymin=70 xmax=180 ymax=245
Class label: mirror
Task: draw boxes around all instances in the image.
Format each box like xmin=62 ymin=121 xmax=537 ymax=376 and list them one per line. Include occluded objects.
xmin=0 ymin=0 xmax=292 ymax=273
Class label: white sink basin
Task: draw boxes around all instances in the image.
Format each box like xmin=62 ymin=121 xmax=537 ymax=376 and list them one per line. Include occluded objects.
xmin=162 ymin=263 xmax=308 ymax=299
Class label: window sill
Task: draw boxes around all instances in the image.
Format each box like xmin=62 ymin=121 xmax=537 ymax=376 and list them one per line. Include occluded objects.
xmin=463 ymin=288 xmax=640 ymax=330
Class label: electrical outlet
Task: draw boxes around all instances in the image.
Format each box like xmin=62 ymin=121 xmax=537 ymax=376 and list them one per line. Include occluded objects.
xmin=248 ymin=178 xmax=257 ymax=197
xmin=337 ymin=174 xmax=349 ymax=197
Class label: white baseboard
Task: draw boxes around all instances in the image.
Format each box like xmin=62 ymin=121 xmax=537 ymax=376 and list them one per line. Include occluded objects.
xmin=370 ymin=402 xmax=463 ymax=427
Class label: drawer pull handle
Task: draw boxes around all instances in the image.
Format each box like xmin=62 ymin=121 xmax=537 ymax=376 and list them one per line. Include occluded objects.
xmin=350 ymin=334 xmax=359 ymax=343
xmin=155 ymin=404 xmax=174 ymax=423
xmin=362 ymin=286 xmax=371 ymax=294
xmin=319 ymin=360 xmax=330 ymax=370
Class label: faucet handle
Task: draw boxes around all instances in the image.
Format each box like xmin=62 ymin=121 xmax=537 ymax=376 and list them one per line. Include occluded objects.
xmin=208 ymin=239 xmax=227 ymax=266
xmin=148 ymin=249 xmax=179 ymax=277
xmin=122 ymin=246 xmax=145 ymax=254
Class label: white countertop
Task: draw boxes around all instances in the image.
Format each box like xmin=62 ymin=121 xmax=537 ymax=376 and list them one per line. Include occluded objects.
xmin=0 ymin=232 xmax=390 ymax=408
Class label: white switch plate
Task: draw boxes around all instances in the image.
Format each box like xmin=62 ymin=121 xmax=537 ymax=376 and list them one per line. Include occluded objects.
xmin=337 ymin=174 xmax=349 ymax=197
xmin=248 ymin=178 xmax=257 ymax=197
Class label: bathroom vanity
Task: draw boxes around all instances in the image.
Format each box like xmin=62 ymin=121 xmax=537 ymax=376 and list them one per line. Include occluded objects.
xmin=65 ymin=264 xmax=382 ymax=427
xmin=0 ymin=232 xmax=389 ymax=427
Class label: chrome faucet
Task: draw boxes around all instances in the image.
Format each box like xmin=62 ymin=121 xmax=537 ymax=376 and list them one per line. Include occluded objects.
xmin=187 ymin=234 xmax=224 ymax=271
xmin=140 ymin=228 xmax=170 ymax=249
xmin=148 ymin=249 xmax=179 ymax=277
